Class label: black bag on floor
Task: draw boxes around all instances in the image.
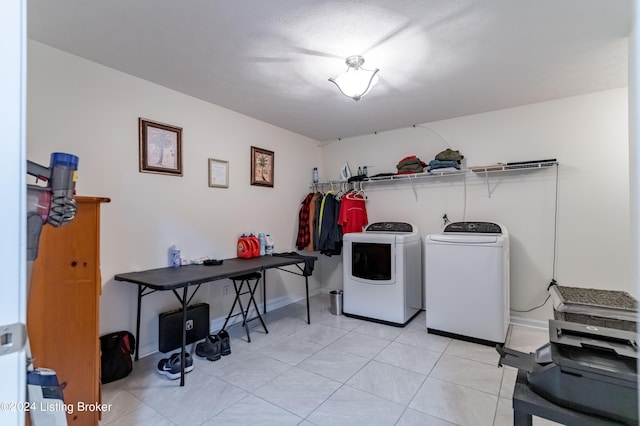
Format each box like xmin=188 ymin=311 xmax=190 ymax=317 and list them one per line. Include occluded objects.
xmin=100 ymin=331 xmax=135 ymax=384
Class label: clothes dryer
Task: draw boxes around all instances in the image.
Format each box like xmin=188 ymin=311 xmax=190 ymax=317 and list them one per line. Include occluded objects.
xmin=424 ymin=221 xmax=509 ymax=345
xmin=343 ymin=222 xmax=422 ymax=326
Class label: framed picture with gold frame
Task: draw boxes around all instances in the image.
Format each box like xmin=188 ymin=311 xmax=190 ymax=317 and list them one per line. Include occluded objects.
xmin=208 ymin=158 xmax=229 ymax=188
xmin=138 ymin=118 xmax=183 ymax=176
xmin=250 ymin=146 xmax=274 ymax=187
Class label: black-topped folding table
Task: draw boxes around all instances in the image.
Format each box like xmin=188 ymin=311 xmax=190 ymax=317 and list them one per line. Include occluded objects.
xmin=114 ymin=254 xmax=317 ymax=386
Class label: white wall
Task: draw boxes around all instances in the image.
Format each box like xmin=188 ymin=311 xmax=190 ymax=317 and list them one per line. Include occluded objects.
xmin=321 ymin=88 xmax=631 ymax=325
xmin=27 ymin=41 xmax=321 ymax=356
xmin=26 ymin=39 xmax=632 ymax=341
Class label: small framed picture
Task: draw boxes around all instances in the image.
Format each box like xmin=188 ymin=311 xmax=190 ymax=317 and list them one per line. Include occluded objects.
xmin=208 ymin=158 xmax=229 ymax=188
xmin=138 ymin=118 xmax=183 ymax=176
xmin=250 ymin=146 xmax=274 ymax=187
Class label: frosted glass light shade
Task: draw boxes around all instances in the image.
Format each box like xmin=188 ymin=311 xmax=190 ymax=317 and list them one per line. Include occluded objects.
xmin=329 ymin=56 xmax=379 ymax=101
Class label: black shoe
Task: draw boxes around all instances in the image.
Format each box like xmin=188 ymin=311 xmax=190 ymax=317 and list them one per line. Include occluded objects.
xmin=196 ymin=334 xmax=221 ymax=361
xmin=218 ymin=330 xmax=231 ymax=356
xmin=157 ymin=352 xmax=193 ymax=380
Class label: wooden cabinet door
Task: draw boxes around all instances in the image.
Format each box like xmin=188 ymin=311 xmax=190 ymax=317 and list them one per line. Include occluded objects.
xmin=28 ymin=198 xmax=106 ymax=425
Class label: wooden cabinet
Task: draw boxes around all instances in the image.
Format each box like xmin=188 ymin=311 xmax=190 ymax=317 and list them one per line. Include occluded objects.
xmin=28 ymin=196 xmax=110 ymax=425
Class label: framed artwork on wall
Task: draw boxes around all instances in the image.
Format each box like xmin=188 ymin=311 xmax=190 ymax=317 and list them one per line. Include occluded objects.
xmin=138 ymin=118 xmax=183 ymax=176
xmin=250 ymin=146 xmax=274 ymax=187
xmin=208 ymin=158 xmax=229 ymax=188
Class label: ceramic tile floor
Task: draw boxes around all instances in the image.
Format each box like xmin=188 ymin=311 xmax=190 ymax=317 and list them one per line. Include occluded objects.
xmin=100 ymin=293 xmax=562 ymax=426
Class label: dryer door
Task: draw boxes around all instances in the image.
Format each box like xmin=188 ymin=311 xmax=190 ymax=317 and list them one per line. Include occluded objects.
xmin=349 ymin=241 xmax=396 ymax=285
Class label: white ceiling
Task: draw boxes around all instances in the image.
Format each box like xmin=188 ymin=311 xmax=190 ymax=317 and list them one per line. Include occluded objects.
xmin=27 ymin=0 xmax=632 ymax=142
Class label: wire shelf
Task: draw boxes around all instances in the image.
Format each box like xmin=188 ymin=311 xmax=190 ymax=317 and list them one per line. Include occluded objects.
xmin=311 ymin=161 xmax=558 ymax=187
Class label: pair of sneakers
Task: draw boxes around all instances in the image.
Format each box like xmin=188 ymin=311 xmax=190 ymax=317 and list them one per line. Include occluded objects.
xmin=156 ymin=352 xmax=194 ymax=380
xmin=195 ymin=330 xmax=231 ymax=361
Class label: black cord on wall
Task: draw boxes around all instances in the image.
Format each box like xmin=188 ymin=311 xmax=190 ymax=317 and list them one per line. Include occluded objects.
xmin=511 ymin=164 xmax=559 ymax=313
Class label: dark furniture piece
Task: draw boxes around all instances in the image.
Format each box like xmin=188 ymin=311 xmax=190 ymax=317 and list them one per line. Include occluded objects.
xmin=114 ymin=254 xmax=316 ymax=386
xmin=512 ymin=370 xmax=627 ymax=426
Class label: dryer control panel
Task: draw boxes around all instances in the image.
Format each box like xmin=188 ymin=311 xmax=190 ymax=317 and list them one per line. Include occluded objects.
xmin=366 ymin=222 xmax=414 ymax=233
xmin=444 ymin=221 xmax=502 ymax=234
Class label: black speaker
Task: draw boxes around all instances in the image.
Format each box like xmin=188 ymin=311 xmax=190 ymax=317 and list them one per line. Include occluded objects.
xmin=158 ymin=303 xmax=209 ymax=353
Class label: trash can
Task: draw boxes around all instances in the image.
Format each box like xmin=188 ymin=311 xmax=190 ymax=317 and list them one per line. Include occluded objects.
xmin=330 ymin=290 xmax=343 ymax=315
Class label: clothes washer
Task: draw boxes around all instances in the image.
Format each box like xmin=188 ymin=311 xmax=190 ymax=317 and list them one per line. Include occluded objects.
xmin=343 ymin=222 xmax=422 ymax=326
xmin=424 ymin=221 xmax=510 ymax=345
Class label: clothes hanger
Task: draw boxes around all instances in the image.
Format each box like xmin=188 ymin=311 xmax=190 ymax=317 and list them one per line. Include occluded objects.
xmin=346 ymin=181 xmax=367 ymax=200
xmin=336 ymin=182 xmax=349 ymax=200
xmin=326 ymin=182 xmax=335 ymax=194
xmin=357 ymin=181 xmax=368 ymax=199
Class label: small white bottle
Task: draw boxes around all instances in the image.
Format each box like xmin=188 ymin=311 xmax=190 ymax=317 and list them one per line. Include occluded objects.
xmin=170 ymin=245 xmax=181 ymax=268
xmin=312 ymin=167 xmax=319 ymax=184
xmin=265 ymin=234 xmax=274 ymax=255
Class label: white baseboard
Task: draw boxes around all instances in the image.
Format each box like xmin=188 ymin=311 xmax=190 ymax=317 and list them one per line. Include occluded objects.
xmin=137 ymin=287 xmax=323 ymax=359
xmin=138 ymin=343 xmax=158 ymax=359
xmin=509 ymin=316 xmax=549 ymax=330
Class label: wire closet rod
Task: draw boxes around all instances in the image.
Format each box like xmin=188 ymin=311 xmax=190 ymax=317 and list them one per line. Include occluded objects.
xmin=310 ymin=161 xmax=558 ymax=187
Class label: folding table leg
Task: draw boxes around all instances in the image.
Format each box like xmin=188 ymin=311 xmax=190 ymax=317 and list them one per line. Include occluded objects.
xmin=135 ymin=285 xmax=143 ymax=361
xmin=247 ymin=277 xmax=268 ymax=334
xmin=263 ymin=270 xmax=267 ymax=314
xmin=179 ymin=286 xmax=188 ymax=387
xmin=221 ymin=284 xmax=242 ymax=332
xmin=305 ymin=275 xmax=310 ymax=324
xmin=233 ymin=280 xmax=251 ymax=342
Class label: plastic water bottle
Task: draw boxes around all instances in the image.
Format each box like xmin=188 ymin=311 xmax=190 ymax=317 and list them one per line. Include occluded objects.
xmin=265 ymin=234 xmax=274 ymax=255
xmin=312 ymin=167 xmax=319 ymax=184
xmin=170 ymin=245 xmax=181 ymax=268
xmin=363 ymin=165 xmax=368 ymax=177
xmin=258 ymin=233 xmax=266 ymax=256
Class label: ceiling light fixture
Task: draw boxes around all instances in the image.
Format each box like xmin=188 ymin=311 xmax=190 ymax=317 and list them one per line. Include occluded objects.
xmin=329 ymin=55 xmax=379 ymax=101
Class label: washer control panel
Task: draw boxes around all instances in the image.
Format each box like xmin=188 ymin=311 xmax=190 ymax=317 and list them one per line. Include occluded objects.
xmin=444 ymin=221 xmax=502 ymax=234
xmin=366 ymin=222 xmax=414 ymax=233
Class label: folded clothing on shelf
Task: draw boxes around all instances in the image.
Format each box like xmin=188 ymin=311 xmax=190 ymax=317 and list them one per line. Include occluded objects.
xmin=396 ymin=155 xmax=426 ymax=174
xmin=429 ymin=167 xmax=460 ymax=174
xmin=435 ymin=149 xmax=464 ymax=162
xmin=428 ymin=159 xmax=461 ymax=171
